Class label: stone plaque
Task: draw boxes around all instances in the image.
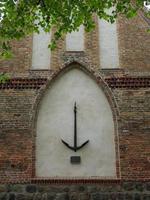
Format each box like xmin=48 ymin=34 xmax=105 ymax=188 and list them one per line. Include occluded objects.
xmin=70 ymin=156 xmax=81 ymax=164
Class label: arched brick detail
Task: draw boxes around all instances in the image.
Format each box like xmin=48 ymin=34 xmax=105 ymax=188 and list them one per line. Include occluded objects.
xmin=32 ymin=62 xmax=121 ymax=180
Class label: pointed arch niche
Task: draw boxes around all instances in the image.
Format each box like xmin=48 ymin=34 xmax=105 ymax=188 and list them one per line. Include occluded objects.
xmin=35 ymin=64 xmax=119 ymax=178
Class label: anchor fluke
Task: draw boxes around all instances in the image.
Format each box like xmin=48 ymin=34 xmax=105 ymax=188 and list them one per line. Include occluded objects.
xmin=76 ymin=140 xmax=89 ymax=151
xmin=61 ymin=139 xmax=76 ymax=151
xmin=61 ymin=139 xmax=89 ymax=152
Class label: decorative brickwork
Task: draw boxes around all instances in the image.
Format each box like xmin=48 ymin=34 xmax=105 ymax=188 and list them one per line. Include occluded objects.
xmin=0 ymin=76 xmax=150 ymax=89
xmin=106 ymin=77 xmax=150 ymax=88
xmin=0 ymin=78 xmax=47 ymax=89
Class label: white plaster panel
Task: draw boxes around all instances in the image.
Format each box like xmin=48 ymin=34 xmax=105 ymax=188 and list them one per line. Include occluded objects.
xmin=32 ymin=30 xmax=51 ymax=69
xmin=66 ymin=26 xmax=84 ymax=51
xmin=98 ymin=18 xmax=119 ymax=68
xmin=36 ymin=68 xmax=116 ymax=177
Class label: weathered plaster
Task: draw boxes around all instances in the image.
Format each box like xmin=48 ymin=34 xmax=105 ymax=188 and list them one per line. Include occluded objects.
xmin=98 ymin=17 xmax=119 ymax=69
xmin=66 ymin=25 xmax=84 ymax=51
xmin=32 ymin=30 xmax=51 ymax=69
xmin=36 ymin=68 xmax=116 ymax=177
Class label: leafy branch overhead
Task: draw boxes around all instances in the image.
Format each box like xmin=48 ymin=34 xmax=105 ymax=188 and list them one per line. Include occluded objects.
xmin=0 ymin=0 xmax=149 ymax=58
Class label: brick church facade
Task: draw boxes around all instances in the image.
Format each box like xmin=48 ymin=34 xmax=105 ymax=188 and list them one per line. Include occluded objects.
xmin=0 ymin=11 xmax=150 ymax=199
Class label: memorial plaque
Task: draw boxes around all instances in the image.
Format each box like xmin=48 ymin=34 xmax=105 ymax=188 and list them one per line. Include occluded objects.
xmin=70 ymin=156 xmax=81 ymax=164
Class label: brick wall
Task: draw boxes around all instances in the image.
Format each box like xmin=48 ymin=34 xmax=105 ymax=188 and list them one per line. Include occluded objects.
xmin=118 ymin=14 xmax=150 ymax=72
xmin=0 ymin=10 xmax=149 ymax=189
xmin=0 ymin=67 xmax=149 ymax=181
xmin=0 ymin=90 xmax=36 ymax=181
xmin=0 ymin=37 xmax=32 ymax=73
xmin=114 ymin=89 xmax=150 ymax=179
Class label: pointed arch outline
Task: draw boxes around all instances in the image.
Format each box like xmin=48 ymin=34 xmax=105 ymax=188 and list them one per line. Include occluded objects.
xmin=31 ymin=61 xmax=121 ymax=180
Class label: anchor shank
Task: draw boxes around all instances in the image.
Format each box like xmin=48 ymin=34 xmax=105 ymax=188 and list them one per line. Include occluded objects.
xmin=74 ymin=102 xmax=77 ymax=151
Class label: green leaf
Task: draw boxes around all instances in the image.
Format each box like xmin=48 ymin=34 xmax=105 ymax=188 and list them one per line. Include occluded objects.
xmin=0 ymin=0 xmax=147 ymax=59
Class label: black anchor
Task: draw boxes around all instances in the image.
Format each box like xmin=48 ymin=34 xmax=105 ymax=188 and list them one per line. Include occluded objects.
xmin=61 ymin=102 xmax=89 ymax=152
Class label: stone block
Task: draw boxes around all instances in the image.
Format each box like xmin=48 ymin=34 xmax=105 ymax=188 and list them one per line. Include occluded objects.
xmin=0 ymin=193 xmax=7 ymax=200
xmin=116 ymin=193 xmax=124 ymax=200
xmin=70 ymin=192 xmax=79 ymax=200
xmin=135 ymin=183 xmax=144 ymax=192
xmin=146 ymin=183 xmax=150 ymax=191
xmin=123 ymin=182 xmax=135 ymax=191
xmin=47 ymin=193 xmax=56 ymax=200
xmin=9 ymin=185 xmax=24 ymax=193
xmin=124 ymin=193 xmax=133 ymax=200
xmin=26 ymin=185 xmax=37 ymax=193
xmin=91 ymin=193 xmax=100 ymax=200
xmin=0 ymin=185 xmax=6 ymax=193
xmin=134 ymin=193 xmax=141 ymax=200
xmin=8 ymin=193 xmax=15 ymax=200
xmin=143 ymin=194 xmax=150 ymax=200
xmin=79 ymin=193 xmax=90 ymax=200
xmin=78 ymin=186 xmax=86 ymax=192
xmin=32 ymin=193 xmax=42 ymax=200
xmin=16 ymin=194 xmax=26 ymax=200
xmin=109 ymin=193 xmax=119 ymax=200
xmin=55 ymin=193 xmax=69 ymax=200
